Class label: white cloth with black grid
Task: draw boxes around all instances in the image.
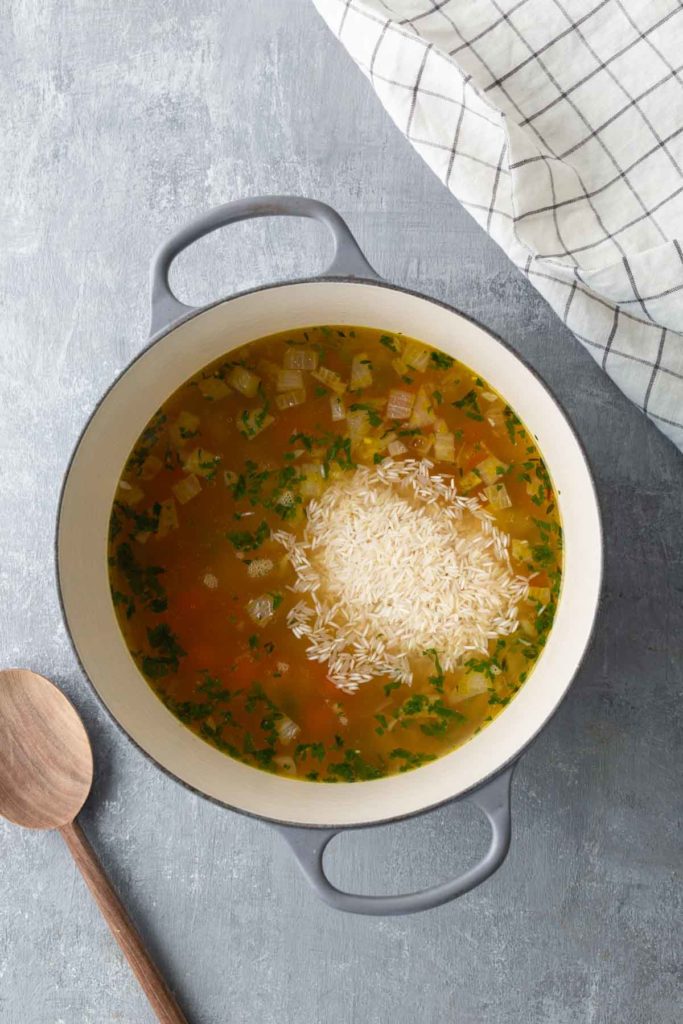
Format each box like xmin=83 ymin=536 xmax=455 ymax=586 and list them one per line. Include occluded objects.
xmin=313 ymin=0 xmax=683 ymax=451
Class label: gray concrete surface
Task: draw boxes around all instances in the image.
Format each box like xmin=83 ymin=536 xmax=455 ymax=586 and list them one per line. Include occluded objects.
xmin=1 ymin=2 xmax=681 ymax=1022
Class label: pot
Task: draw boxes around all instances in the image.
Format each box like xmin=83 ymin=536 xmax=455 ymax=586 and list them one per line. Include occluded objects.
xmin=57 ymin=196 xmax=602 ymax=915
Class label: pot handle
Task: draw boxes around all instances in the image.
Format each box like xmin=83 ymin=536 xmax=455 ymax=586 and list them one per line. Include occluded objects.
xmin=275 ymin=764 xmax=515 ymax=916
xmin=149 ymin=195 xmax=380 ymax=335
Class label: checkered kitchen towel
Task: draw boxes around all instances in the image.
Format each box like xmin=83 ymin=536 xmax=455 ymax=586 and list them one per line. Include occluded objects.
xmin=313 ymin=0 xmax=683 ymax=451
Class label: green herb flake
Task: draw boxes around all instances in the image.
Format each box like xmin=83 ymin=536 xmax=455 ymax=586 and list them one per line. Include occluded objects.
xmin=226 ymin=520 xmax=270 ymax=552
xmin=349 ymin=402 xmax=382 ymax=427
xmin=379 ymin=334 xmax=399 ymax=353
xmin=114 ymin=542 xmax=167 ymax=612
xmin=430 ymin=352 xmax=454 ymax=370
xmin=389 ymin=749 xmax=438 ymax=772
xmin=452 ymin=389 xmax=483 ymax=421
xmin=423 ymin=648 xmax=445 ymax=693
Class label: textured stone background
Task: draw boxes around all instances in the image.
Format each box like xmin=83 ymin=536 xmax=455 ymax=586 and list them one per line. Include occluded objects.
xmin=1 ymin=2 xmax=681 ymax=1022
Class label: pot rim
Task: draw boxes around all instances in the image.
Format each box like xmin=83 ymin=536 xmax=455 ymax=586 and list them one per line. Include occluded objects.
xmin=56 ymin=274 xmax=604 ymax=831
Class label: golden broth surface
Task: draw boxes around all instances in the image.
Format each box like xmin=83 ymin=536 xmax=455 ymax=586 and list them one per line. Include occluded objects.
xmin=108 ymin=326 xmax=562 ymax=782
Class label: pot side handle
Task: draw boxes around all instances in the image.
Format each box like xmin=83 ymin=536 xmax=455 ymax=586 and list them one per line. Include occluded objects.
xmin=275 ymin=764 xmax=515 ymax=916
xmin=149 ymin=195 xmax=380 ymax=336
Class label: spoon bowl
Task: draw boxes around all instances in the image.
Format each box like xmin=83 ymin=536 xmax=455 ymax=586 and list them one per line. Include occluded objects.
xmin=0 ymin=668 xmax=93 ymax=829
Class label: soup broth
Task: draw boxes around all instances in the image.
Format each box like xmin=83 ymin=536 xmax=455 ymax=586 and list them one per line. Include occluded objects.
xmin=108 ymin=325 xmax=562 ymax=782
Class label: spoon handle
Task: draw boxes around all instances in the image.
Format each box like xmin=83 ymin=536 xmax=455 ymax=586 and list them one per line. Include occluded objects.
xmin=60 ymin=820 xmax=189 ymax=1024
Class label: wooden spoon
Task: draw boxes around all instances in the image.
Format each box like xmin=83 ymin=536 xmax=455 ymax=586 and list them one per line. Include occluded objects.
xmin=0 ymin=668 xmax=188 ymax=1024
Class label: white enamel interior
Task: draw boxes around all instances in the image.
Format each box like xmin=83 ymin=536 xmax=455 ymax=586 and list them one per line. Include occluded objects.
xmin=58 ymin=281 xmax=602 ymax=827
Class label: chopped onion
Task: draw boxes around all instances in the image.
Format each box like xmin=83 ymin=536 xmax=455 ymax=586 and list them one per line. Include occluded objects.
xmin=140 ymin=455 xmax=163 ymax=480
xmin=300 ymin=462 xmax=324 ymax=499
xmin=117 ymin=481 xmax=144 ymax=505
xmin=184 ymin=447 xmax=221 ymax=478
xmin=464 ymin=672 xmax=489 ymax=696
xmin=459 ymin=471 xmax=482 ymax=493
xmin=408 ymin=386 xmax=437 ymax=428
xmin=284 ymin=348 xmax=318 ymax=371
xmin=329 ymin=394 xmax=345 ymax=421
xmin=519 ymin=617 xmax=535 ymax=637
xmin=227 ymin=365 xmax=261 ymax=397
xmin=169 ymin=410 xmax=201 ymax=448
xmin=277 ymin=369 xmax=304 ymax=392
xmin=511 ymin=538 xmax=531 ymax=562
xmin=350 ymin=352 xmax=373 ymax=390
xmin=257 ymin=358 xmax=281 ymax=381
xmin=311 ymin=366 xmax=346 ymax=394
xmin=275 ymin=661 xmax=290 ymax=674
xmin=202 ymin=573 xmax=218 ymax=589
xmin=386 ymin=388 xmax=415 ymax=420
xmin=275 ymin=388 xmax=306 ymax=411
xmin=237 ymin=408 xmax=274 ymax=439
xmin=484 ymin=482 xmax=512 ymax=509
xmin=475 ymin=455 xmax=508 ymax=485
xmin=276 ymin=715 xmax=301 ymax=744
xmin=156 ymin=498 xmax=179 ymax=538
xmin=387 ymin=439 xmax=407 ymax=457
xmin=198 ymin=377 xmax=231 ymax=400
xmin=172 ymin=473 xmax=201 ymax=504
xmin=487 ymin=410 xmax=505 ymax=428
xmin=346 ymin=409 xmax=369 ymax=439
xmin=326 ymin=700 xmax=349 ymax=726
xmin=528 ymin=586 xmax=551 ymax=606
xmin=402 ymin=341 xmax=431 ymax=372
xmin=433 ymin=431 xmax=456 ymax=462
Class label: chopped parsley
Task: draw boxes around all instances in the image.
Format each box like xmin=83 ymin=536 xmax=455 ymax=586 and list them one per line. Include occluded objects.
xmin=423 ymin=648 xmax=445 ymax=693
xmin=389 ymin=749 xmax=438 ymax=772
xmin=452 ymin=389 xmax=483 ymax=421
xmin=327 ymin=748 xmax=385 ymax=781
xmin=113 ymin=542 xmax=167 ymax=612
xmin=430 ymin=351 xmax=454 ymax=370
xmin=349 ymin=402 xmax=382 ymax=427
xmin=226 ymin=520 xmax=270 ymax=552
xmin=142 ymin=623 xmax=186 ymax=678
xmin=379 ymin=334 xmax=399 ymax=353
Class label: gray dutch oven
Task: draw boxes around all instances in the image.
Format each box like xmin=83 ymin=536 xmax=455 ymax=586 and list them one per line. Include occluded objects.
xmin=57 ymin=196 xmax=602 ymax=915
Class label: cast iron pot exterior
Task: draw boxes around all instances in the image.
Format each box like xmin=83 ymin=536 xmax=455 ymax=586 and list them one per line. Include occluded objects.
xmin=57 ymin=197 xmax=603 ymax=914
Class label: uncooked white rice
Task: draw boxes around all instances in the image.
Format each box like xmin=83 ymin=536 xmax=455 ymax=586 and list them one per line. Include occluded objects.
xmin=273 ymin=459 xmax=528 ymax=692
